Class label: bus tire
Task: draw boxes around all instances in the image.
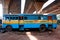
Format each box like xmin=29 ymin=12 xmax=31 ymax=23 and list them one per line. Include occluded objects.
xmin=6 ymin=25 xmax=12 ymax=32
xmin=40 ymin=25 xmax=46 ymax=32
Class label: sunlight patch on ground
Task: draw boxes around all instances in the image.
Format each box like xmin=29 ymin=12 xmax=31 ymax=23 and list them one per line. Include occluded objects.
xmin=26 ymin=32 xmax=38 ymax=40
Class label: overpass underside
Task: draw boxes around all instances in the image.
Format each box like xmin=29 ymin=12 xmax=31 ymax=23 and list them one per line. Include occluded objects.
xmin=41 ymin=0 xmax=60 ymax=14
xmin=1 ymin=0 xmax=60 ymax=14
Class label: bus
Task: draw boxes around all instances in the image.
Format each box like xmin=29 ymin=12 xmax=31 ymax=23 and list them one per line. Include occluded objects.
xmin=0 ymin=19 xmax=2 ymax=28
xmin=2 ymin=14 xmax=57 ymax=32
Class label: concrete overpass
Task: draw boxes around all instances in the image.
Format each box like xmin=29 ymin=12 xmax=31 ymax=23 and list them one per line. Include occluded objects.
xmin=0 ymin=0 xmax=60 ymax=14
xmin=3 ymin=0 xmax=47 ymax=14
xmin=24 ymin=0 xmax=47 ymax=14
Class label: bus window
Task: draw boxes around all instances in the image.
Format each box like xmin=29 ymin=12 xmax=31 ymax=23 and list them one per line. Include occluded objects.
xmin=19 ymin=16 xmax=23 ymax=20
xmin=6 ymin=17 xmax=9 ymax=20
xmin=3 ymin=17 xmax=6 ymax=20
xmin=13 ymin=17 xmax=15 ymax=20
xmin=52 ymin=15 xmax=57 ymax=20
xmin=6 ymin=17 xmax=9 ymax=19
xmin=10 ymin=17 xmax=13 ymax=20
xmin=16 ymin=17 xmax=18 ymax=20
xmin=24 ymin=17 xmax=27 ymax=20
xmin=38 ymin=16 xmax=41 ymax=19
xmin=0 ymin=19 xmax=2 ymax=24
xmin=41 ymin=15 xmax=47 ymax=20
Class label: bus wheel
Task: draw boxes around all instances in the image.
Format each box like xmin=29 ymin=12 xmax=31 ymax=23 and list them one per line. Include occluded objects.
xmin=6 ymin=26 xmax=12 ymax=32
xmin=40 ymin=25 xmax=46 ymax=32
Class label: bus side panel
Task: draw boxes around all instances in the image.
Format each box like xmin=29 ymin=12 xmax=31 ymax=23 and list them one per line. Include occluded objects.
xmin=53 ymin=24 xmax=57 ymax=29
xmin=24 ymin=24 xmax=40 ymax=28
xmin=3 ymin=20 xmax=19 ymax=29
xmin=24 ymin=24 xmax=48 ymax=29
xmin=10 ymin=24 xmax=19 ymax=29
xmin=2 ymin=24 xmax=7 ymax=28
xmin=2 ymin=24 xmax=19 ymax=29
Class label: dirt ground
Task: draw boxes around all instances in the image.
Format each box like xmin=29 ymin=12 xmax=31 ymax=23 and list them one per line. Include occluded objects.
xmin=0 ymin=25 xmax=60 ymax=40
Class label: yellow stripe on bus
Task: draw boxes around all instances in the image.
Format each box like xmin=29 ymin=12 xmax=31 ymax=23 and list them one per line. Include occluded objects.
xmin=3 ymin=20 xmax=57 ymax=24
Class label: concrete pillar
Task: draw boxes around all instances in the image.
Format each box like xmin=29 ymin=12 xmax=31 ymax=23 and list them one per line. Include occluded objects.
xmin=3 ymin=0 xmax=10 ymax=14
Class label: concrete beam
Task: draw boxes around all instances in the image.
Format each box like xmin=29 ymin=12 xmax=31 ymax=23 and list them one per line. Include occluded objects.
xmin=25 ymin=2 xmax=36 ymax=14
xmin=50 ymin=8 xmax=60 ymax=13
xmin=34 ymin=2 xmax=44 ymax=13
xmin=41 ymin=1 xmax=60 ymax=14
xmin=50 ymin=8 xmax=60 ymax=14
xmin=24 ymin=0 xmax=46 ymax=14
xmin=42 ymin=4 xmax=60 ymax=13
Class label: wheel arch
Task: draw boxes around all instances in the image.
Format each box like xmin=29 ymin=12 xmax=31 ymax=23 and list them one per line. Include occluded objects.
xmin=40 ymin=24 xmax=46 ymax=27
xmin=6 ymin=25 xmax=12 ymax=28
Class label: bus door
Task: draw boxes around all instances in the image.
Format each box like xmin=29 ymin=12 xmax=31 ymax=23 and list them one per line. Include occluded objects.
xmin=19 ymin=16 xmax=24 ymax=24
xmin=48 ymin=16 xmax=53 ymax=24
xmin=19 ymin=16 xmax=24 ymax=30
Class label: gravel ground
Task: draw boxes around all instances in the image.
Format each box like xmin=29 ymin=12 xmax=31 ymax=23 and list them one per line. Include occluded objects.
xmin=0 ymin=25 xmax=60 ymax=40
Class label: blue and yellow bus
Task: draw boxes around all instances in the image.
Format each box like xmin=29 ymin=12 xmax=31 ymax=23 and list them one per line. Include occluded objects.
xmin=3 ymin=14 xmax=57 ymax=32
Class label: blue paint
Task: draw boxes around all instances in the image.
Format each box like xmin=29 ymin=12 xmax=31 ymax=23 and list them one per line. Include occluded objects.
xmin=3 ymin=14 xmax=57 ymax=30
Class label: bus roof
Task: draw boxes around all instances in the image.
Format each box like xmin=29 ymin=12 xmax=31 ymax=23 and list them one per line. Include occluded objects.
xmin=3 ymin=14 xmax=56 ymax=16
